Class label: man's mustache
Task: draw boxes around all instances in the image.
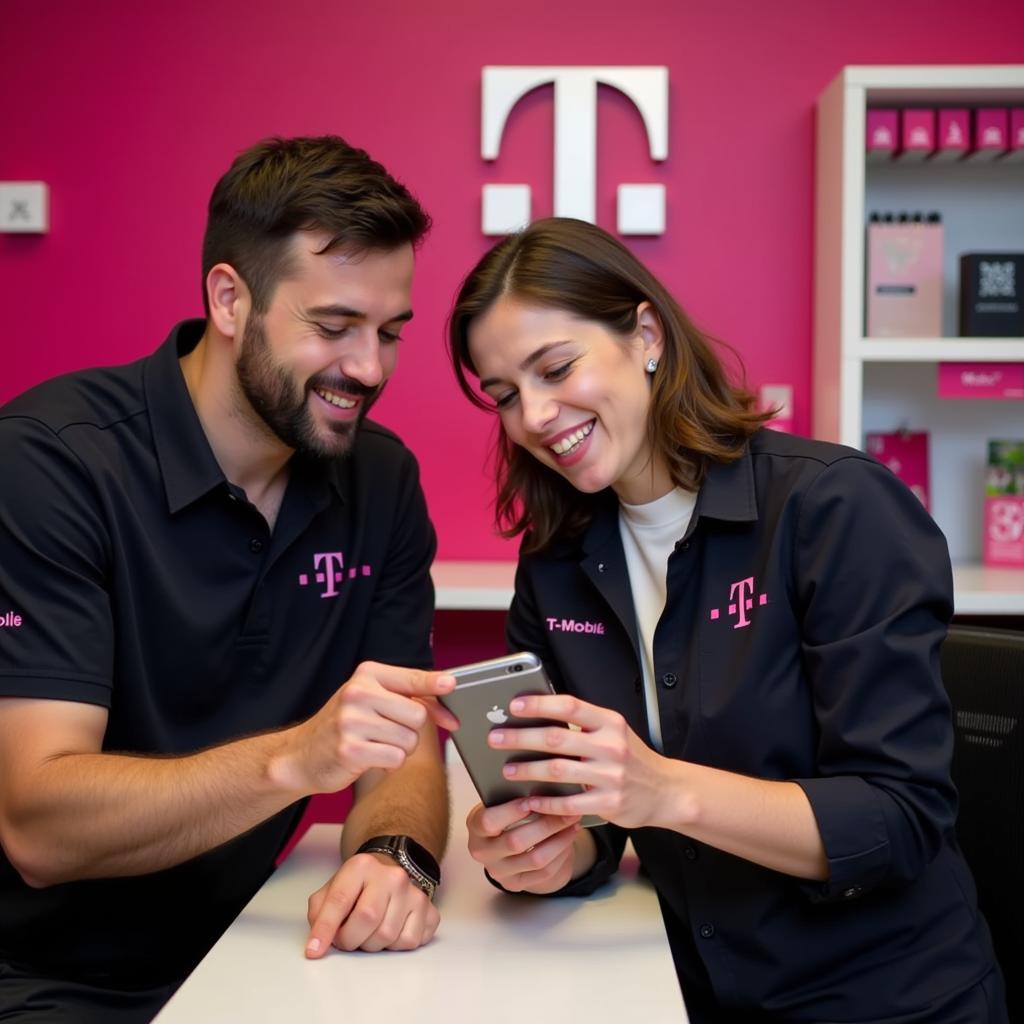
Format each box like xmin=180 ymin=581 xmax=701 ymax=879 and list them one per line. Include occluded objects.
xmin=307 ymin=376 xmax=379 ymax=400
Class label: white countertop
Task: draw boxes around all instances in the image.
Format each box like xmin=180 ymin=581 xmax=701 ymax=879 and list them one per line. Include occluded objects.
xmin=154 ymin=750 xmax=686 ymax=1022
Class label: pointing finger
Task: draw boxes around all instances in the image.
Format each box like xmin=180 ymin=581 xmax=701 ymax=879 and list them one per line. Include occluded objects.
xmin=360 ymin=664 xmax=456 ymax=697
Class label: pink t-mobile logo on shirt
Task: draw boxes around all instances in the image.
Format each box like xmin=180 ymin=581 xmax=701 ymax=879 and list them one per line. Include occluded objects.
xmin=709 ymin=576 xmax=768 ymax=629
xmin=0 ymin=611 xmax=23 ymax=628
xmin=297 ymin=552 xmax=372 ymax=599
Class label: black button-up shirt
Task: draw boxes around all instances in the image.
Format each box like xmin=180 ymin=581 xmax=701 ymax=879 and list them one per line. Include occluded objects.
xmin=0 ymin=321 xmax=436 ymax=987
xmin=508 ymin=429 xmax=998 ymax=1019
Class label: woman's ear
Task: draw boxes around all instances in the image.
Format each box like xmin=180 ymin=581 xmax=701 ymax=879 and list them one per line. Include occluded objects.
xmin=205 ymin=263 xmax=250 ymax=340
xmin=636 ymin=301 xmax=665 ymax=366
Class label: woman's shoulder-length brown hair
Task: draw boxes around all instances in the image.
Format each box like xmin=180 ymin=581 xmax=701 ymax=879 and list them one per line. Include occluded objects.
xmin=447 ymin=217 xmax=772 ymax=555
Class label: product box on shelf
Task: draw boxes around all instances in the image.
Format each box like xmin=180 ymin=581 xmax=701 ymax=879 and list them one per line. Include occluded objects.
xmin=866 ymin=430 xmax=930 ymax=511
xmin=938 ymin=362 xmax=1024 ymax=400
xmin=968 ymin=108 xmax=1009 ymax=161
xmin=1005 ymin=109 xmax=1024 ymax=162
xmin=865 ymin=109 xmax=898 ymax=161
xmin=932 ymin=109 xmax=970 ymax=161
xmin=959 ymin=253 xmax=1024 ymax=336
xmin=866 ymin=214 xmax=944 ymax=337
xmin=984 ymin=440 xmax=1024 ymax=567
xmin=897 ymin=109 xmax=935 ymax=160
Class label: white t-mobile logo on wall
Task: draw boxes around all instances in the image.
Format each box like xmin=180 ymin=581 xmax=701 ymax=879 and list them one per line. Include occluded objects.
xmin=481 ymin=66 xmax=669 ymax=236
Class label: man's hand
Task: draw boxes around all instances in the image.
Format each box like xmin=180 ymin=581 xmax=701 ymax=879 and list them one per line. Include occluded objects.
xmin=305 ymin=852 xmax=439 ymax=956
xmin=465 ymin=798 xmax=591 ymax=894
xmin=275 ymin=663 xmax=456 ymax=797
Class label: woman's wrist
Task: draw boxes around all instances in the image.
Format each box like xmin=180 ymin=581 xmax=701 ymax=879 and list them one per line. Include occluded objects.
xmin=652 ymin=755 xmax=701 ymax=832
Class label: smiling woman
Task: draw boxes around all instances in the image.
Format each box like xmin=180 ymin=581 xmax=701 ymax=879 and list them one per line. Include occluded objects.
xmin=444 ymin=217 xmax=1009 ymax=1024
xmin=448 ymin=218 xmax=769 ymax=552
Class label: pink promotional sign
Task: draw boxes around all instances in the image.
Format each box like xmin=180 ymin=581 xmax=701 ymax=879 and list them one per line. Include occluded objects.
xmin=985 ymin=440 xmax=1024 ymax=567
xmin=985 ymin=498 xmax=1024 ymax=566
xmin=866 ymin=431 xmax=930 ymax=511
xmin=938 ymin=362 xmax=1024 ymax=400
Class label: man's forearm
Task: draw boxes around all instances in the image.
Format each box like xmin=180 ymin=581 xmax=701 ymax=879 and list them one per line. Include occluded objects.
xmin=4 ymin=728 xmax=306 ymax=886
xmin=341 ymin=727 xmax=449 ymax=860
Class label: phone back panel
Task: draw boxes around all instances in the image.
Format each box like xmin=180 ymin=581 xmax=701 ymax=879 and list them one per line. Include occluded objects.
xmin=439 ymin=653 xmax=582 ymax=807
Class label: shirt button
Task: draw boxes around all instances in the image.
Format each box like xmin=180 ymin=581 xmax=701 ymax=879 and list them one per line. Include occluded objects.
xmin=699 ymin=923 xmax=715 ymax=939
xmin=249 ymin=538 xmax=264 ymax=554
xmin=683 ymin=845 xmax=697 ymax=861
xmin=661 ymin=672 xmax=678 ymax=689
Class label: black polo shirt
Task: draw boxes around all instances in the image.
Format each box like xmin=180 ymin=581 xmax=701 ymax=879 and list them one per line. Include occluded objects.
xmin=508 ymin=429 xmax=1000 ymax=1020
xmin=0 ymin=320 xmax=436 ymax=988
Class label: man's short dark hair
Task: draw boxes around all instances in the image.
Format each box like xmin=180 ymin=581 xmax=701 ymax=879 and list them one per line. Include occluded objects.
xmin=201 ymin=135 xmax=431 ymax=315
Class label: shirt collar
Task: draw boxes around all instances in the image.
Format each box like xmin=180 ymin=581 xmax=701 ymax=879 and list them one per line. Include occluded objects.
xmin=580 ymin=441 xmax=759 ymax=553
xmin=691 ymin=441 xmax=759 ymax=526
xmin=145 ymin=320 xmax=228 ymax=515
xmin=144 ymin=319 xmax=349 ymax=515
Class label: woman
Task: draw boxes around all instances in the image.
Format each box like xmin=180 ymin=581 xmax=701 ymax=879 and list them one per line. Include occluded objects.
xmin=446 ymin=218 xmax=1006 ymax=1023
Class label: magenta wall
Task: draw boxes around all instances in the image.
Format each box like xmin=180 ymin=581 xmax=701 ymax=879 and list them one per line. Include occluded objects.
xmin=3 ymin=0 xmax=1023 ymax=560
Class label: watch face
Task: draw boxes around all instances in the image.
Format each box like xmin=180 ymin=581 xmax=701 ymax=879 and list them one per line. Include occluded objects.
xmin=359 ymin=835 xmax=441 ymax=888
xmin=402 ymin=837 xmax=441 ymax=884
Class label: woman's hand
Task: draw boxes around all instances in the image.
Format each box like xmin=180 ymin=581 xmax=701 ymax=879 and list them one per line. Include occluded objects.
xmin=465 ymin=797 xmax=590 ymax=894
xmin=489 ymin=694 xmax=678 ymax=830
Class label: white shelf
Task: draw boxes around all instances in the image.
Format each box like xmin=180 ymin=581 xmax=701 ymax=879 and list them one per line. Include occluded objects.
xmin=953 ymin=563 xmax=1024 ymax=615
xmin=431 ymin=560 xmax=515 ymax=610
xmin=815 ymin=64 xmax=1024 ymax=617
xmin=432 ymin=559 xmax=1024 ymax=615
xmin=854 ymin=338 xmax=1024 ymax=362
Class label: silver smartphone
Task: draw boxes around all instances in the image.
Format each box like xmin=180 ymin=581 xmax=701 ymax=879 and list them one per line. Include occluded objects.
xmin=439 ymin=651 xmax=604 ymax=828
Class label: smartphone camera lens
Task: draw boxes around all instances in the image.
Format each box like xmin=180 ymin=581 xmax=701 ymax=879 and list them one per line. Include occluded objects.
xmin=512 ymin=663 xmax=524 ymax=672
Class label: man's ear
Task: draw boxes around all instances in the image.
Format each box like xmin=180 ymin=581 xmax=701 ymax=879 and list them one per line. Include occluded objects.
xmin=636 ymin=301 xmax=665 ymax=365
xmin=205 ymin=263 xmax=250 ymax=340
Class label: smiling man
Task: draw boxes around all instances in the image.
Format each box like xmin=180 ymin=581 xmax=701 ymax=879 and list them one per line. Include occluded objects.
xmin=0 ymin=136 xmax=456 ymax=1023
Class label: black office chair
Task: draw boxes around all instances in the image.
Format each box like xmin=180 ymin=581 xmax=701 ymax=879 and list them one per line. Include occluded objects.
xmin=940 ymin=625 xmax=1024 ymax=1021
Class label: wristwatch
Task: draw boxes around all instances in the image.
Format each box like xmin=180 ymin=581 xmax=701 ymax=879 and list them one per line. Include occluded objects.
xmin=356 ymin=835 xmax=441 ymax=901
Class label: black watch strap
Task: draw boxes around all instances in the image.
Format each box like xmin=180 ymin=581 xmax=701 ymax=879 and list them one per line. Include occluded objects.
xmin=356 ymin=835 xmax=441 ymax=900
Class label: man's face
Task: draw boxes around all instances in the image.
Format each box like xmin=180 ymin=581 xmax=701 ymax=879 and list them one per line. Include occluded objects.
xmin=235 ymin=232 xmax=415 ymax=460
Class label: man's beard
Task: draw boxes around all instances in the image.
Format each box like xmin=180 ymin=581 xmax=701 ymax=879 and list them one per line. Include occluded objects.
xmin=235 ymin=313 xmax=383 ymax=461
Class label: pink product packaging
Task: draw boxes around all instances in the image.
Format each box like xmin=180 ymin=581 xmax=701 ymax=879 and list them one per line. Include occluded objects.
xmin=866 ymin=431 xmax=930 ymax=511
xmin=1004 ymin=109 xmax=1024 ymax=162
xmin=984 ymin=440 xmax=1024 ymax=567
xmin=866 ymin=110 xmax=898 ymax=161
xmin=898 ymin=109 xmax=935 ymax=160
xmin=938 ymin=362 xmax=1024 ymax=400
xmin=968 ymin=108 xmax=1009 ymax=161
xmin=866 ymin=220 xmax=944 ymax=337
xmin=932 ymin=109 xmax=970 ymax=162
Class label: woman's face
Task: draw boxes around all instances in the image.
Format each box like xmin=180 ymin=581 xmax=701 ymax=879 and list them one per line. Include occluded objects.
xmin=467 ymin=295 xmax=671 ymax=504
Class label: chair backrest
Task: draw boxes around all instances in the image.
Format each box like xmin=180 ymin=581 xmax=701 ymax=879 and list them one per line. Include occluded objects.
xmin=940 ymin=625 xmax=1024 ymax=1019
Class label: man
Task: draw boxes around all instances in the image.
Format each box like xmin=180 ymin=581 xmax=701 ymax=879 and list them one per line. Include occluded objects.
xmin=0 ymin=135 xmax=456 ymax=1023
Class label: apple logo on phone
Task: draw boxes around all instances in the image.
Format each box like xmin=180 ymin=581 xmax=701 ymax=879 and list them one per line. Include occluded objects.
xmin=486 ymin=705 xmax=508 ymax=725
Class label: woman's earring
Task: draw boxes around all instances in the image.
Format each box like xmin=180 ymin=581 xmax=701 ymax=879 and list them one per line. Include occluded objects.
xmin=645 ymin=358 xmax=658 ymax=374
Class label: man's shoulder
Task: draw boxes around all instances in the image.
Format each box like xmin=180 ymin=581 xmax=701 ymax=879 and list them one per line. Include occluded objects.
xmin=0 ymin=359 xmax=148 ymax=440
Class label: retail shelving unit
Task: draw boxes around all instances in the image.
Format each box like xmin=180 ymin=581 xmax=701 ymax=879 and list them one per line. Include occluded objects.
xmin=815 ymin=65 xmax=1024 ymax=615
